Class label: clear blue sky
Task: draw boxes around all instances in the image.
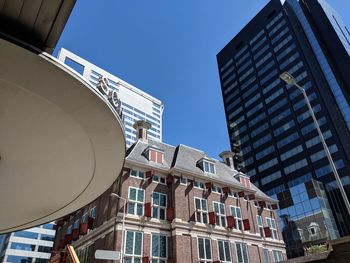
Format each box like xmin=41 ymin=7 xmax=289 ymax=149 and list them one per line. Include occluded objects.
xmin=55 ymin=0 xmax=350 ymax=159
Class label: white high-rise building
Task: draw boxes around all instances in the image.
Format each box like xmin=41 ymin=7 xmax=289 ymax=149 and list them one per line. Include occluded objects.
xmin=0 ymin=223 xmax=55 ymax=263
xmin=57 ymin=48 xmax=164 ymax=148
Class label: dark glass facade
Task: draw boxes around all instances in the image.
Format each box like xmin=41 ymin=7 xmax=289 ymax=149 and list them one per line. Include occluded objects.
xmin=217 ymin=0 xmax=350 ymax=258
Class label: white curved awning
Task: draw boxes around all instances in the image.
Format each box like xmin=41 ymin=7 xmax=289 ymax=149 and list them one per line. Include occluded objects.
xmin=0 ymin=38 xmax=125 ymax=233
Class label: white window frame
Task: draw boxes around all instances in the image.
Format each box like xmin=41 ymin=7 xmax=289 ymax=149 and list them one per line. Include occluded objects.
xmin=194 ymin=180 xmax=205 ymax=189
xmin=257 ymin=215 xmax=264 ymax=237
xmin=217 ymin=240 xmax=232 ymax=263
xmin=266 ymin=217 xmax=278 ymax=240
xmin=152 ymin=192 xmax=167 ymax=220
xmin=272 ymin=250 xmax=283 ymax=262
xmin=151 ymin=234 xmax=167 ymax=263
xmin=213 ymin=201 xmax=226 ymax=227
xmin=230 ymin=206 xmax=243 ymax=230
xmin=203 ymin=161 xmax=216 ymax=174
xmin=149 ymin=149 xmax=164 ymax=164
xmin=124 ymin=230 xmax=143 ymax=263
xmin=152 ymin=175 xmax=166 ymax=185
xmin=194 ymin=197 xmax=208 ymax=224
xmin=180 ymin=176 xmax=188 ymax=185
xmin=228 ymin=191 xmax=238 ymax=198
xmin=128 ymin=187 xmax=145 ymax=216
xmin=212 ymin=186 xmax=223 ymax=194
xmin=263 ymin=248 xmax=271 ymax=263
xmin=236 ymin=242 xmax=249 ymax=263
xmin=197 ymin=237 xmax=212 ymax=262
xmin=130 ymin=169 xmax=145 ymax=180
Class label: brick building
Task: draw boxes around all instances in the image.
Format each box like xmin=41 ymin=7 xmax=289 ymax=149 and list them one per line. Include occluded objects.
xmin=50 ymin=121 xmax=286 ymax=263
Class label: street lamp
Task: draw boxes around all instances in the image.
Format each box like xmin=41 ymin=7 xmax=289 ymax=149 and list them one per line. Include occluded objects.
xmin=110 ymin=192 xmax=127 ymax=262
xmin=280 ymin=71 xmax=350 ymax=217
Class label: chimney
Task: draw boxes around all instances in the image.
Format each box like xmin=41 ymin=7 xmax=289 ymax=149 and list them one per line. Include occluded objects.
xmin=219 ymin=151 xmax=235 ymax=169
xmin=133 ymin=120 xmax=152 ymax=142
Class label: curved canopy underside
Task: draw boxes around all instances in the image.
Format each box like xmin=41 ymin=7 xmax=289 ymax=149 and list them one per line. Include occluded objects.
xmin=0 ymin=38 xmax=125 ymax=233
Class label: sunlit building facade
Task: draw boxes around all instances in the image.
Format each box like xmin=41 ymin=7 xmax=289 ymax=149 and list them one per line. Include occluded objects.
xmin=57 ymin=48 xmax=163 ymax=148
xmin=217 ymin=0 xmax=350 ymax=258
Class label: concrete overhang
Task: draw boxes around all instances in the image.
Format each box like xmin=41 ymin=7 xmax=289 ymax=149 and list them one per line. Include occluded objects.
xmin=0 ymin=0 xmax=76 ymax=53
xmin=0 ymin=38 xmax=126 ymax=233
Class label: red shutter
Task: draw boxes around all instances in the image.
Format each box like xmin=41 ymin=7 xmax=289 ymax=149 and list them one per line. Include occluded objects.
xmin=72 ymin=229 xmax=79 ymax=241
xmin=243 ymin=219 xmax=250 ymax=231
xmin=56 ymin=220 xmax=64 ymax=227
xmin=64 ymin=235 xmax=72 ymax=245
xmin=142 ymin=256 xmax=149 ymax=263
xmin=150 ymin=150 xmax=156 ymax=162
xmin=226 ymin=215 xmax=236 ymax=229
xmin=80 ymin=223 xmax=88 ymax=235
xmin=258 ymin=201 xmax=266 ymax=208
xmin=213 ymin=261 xmax=221 ymax=263
xmin=205 ymin=182 xmax=213 ymax=190
xmin=144 ymin=202 xmax=152 ymax=217
xmin=145 ymin=171 xmax=153 ymax=178
xmin=189 ymin=212 xmax=196 ymax=222
xmin=238 ymin=191 xmax=245 ymax=197
xmin=248 ymin=194 xmax=256 ymax=200
xmin=264 ymin=227 xmax=272 ymax=238
xmin=88 ymin=217 xmax=94 ymax=229
xmin=156 ymin=152 xmax=163 ymax=164
xmin=222 ymin=187 xmax=230 ymax=194
xmin=167 ymin=259 xmax=174 ymax=263
xmin=209 ymin=212 xmax=216 ymax=225
xmin=167 ymin=207 xmax=175 ymax=221
xmin=271 ymin=204 xmax=278 ymax=210
xmin=166 ymin=174 xmax=174 ymax=184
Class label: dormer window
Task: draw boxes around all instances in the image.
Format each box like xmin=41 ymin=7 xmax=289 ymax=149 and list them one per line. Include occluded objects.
xmin=144 ymin=146 xmax=164 ymax=164
xmin=198 ymin=158 xmax=216 ymax=174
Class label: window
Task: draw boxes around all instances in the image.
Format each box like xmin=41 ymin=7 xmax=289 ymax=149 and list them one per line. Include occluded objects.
xmin=212 ymin=186 xmax=223 ymax=194
xmin=194 ymin=181 xmax=205 ymax=189
xmin=230 ymin=206 xmax=242 ymax=230
xmin=256 ymin=145 xmax=275 ymax=160
xmin=125 ymin=231 xmax=143 ymax=263
xmin=197 ymin=237 xmax=212 ymax=262
xmin=82 ymin=212 xmax=88 ymax=223
xmin=148 ymin=149 xmax=163 ymax=164
xmin=253 ymin=134 xmax=271 ymax=149
xmin=261 ymin=171 xmax=282 ymax=186
xmin=271 ymin=109 xmax=291 ymax=125
xmin=236 ymin=242 xmax=249 ymax=263
xmin=128 ymin=187 xmax=145 ymax=216
xmin=249 ymin=112 xmax=266 ymax=129
xmin=203 ymin=161 xmax=215 ymax=174
xmin=228 ymin=191 xmax=238 ymax=198
xmin=152 ymin=175 xmax=166 ymax=184
xmin=277 ymin=132 xmax=299 ymax=149
xmin=10 ymin=242 xmax=35 ymax=251
xmin=284 ymin=159 xmax=308 ymax=175
xmin=273 ymin=120 xmax=295 ymax=137
xmin=272 ymin=250 xmax=283 ymax=262
xmin=152 ymin=192 xmax=167 ymax=220
xmin=41 ymin=234 xmax=54 ymax=241
xmin=67 ymin=225 xmax=72 ymax=235
xmin=258 ymin=158 xmax=278 ymax=172
xmin=218 ymin=240 xmax=231 ymax=262
xmin=266 ymin=218 xmax=278 ymax=239
xmin=213 ymin=202 xmax=226 ymax=227
xmin=195 ymin=198 xmax=208 ymax=223
xmin=280 ymin=145 xmax=303 ymax=161
xmin=257 ymin=215 xmax=264 ymax=237
xmin=180 ymin=177 xmax=188 ymax=185
xmin=73 ymin=219 xmax=80 ymax=229
xmin=263 ymin=249 xmax=271 ymax=263
xmin=89 ymin=206 xmax=96 ymax=219
xmin=268 ymin=98 xmax=287 ymax=115
xmin=130 ymin=170 xmax=145 ymax=179
xmin=151 ymin=234 xmax=167 ymax=263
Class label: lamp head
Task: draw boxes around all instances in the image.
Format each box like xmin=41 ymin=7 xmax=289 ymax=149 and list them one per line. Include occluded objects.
xmin=280 ymin=72 xmax=296 ymax=85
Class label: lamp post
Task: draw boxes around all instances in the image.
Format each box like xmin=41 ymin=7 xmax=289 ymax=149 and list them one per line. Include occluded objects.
xmin=280 ymin=71 xmax=350 ymax=217
xmin=110 ymin=193 xmax=127 ymax=262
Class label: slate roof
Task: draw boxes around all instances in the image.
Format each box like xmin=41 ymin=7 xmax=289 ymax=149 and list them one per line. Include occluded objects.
xmin=126 ymin=139 xmax=276 ymax=203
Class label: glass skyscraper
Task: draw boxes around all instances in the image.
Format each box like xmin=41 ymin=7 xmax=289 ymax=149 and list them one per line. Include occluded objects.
xmin=217 ymin=0 xmax=350 ymax=258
